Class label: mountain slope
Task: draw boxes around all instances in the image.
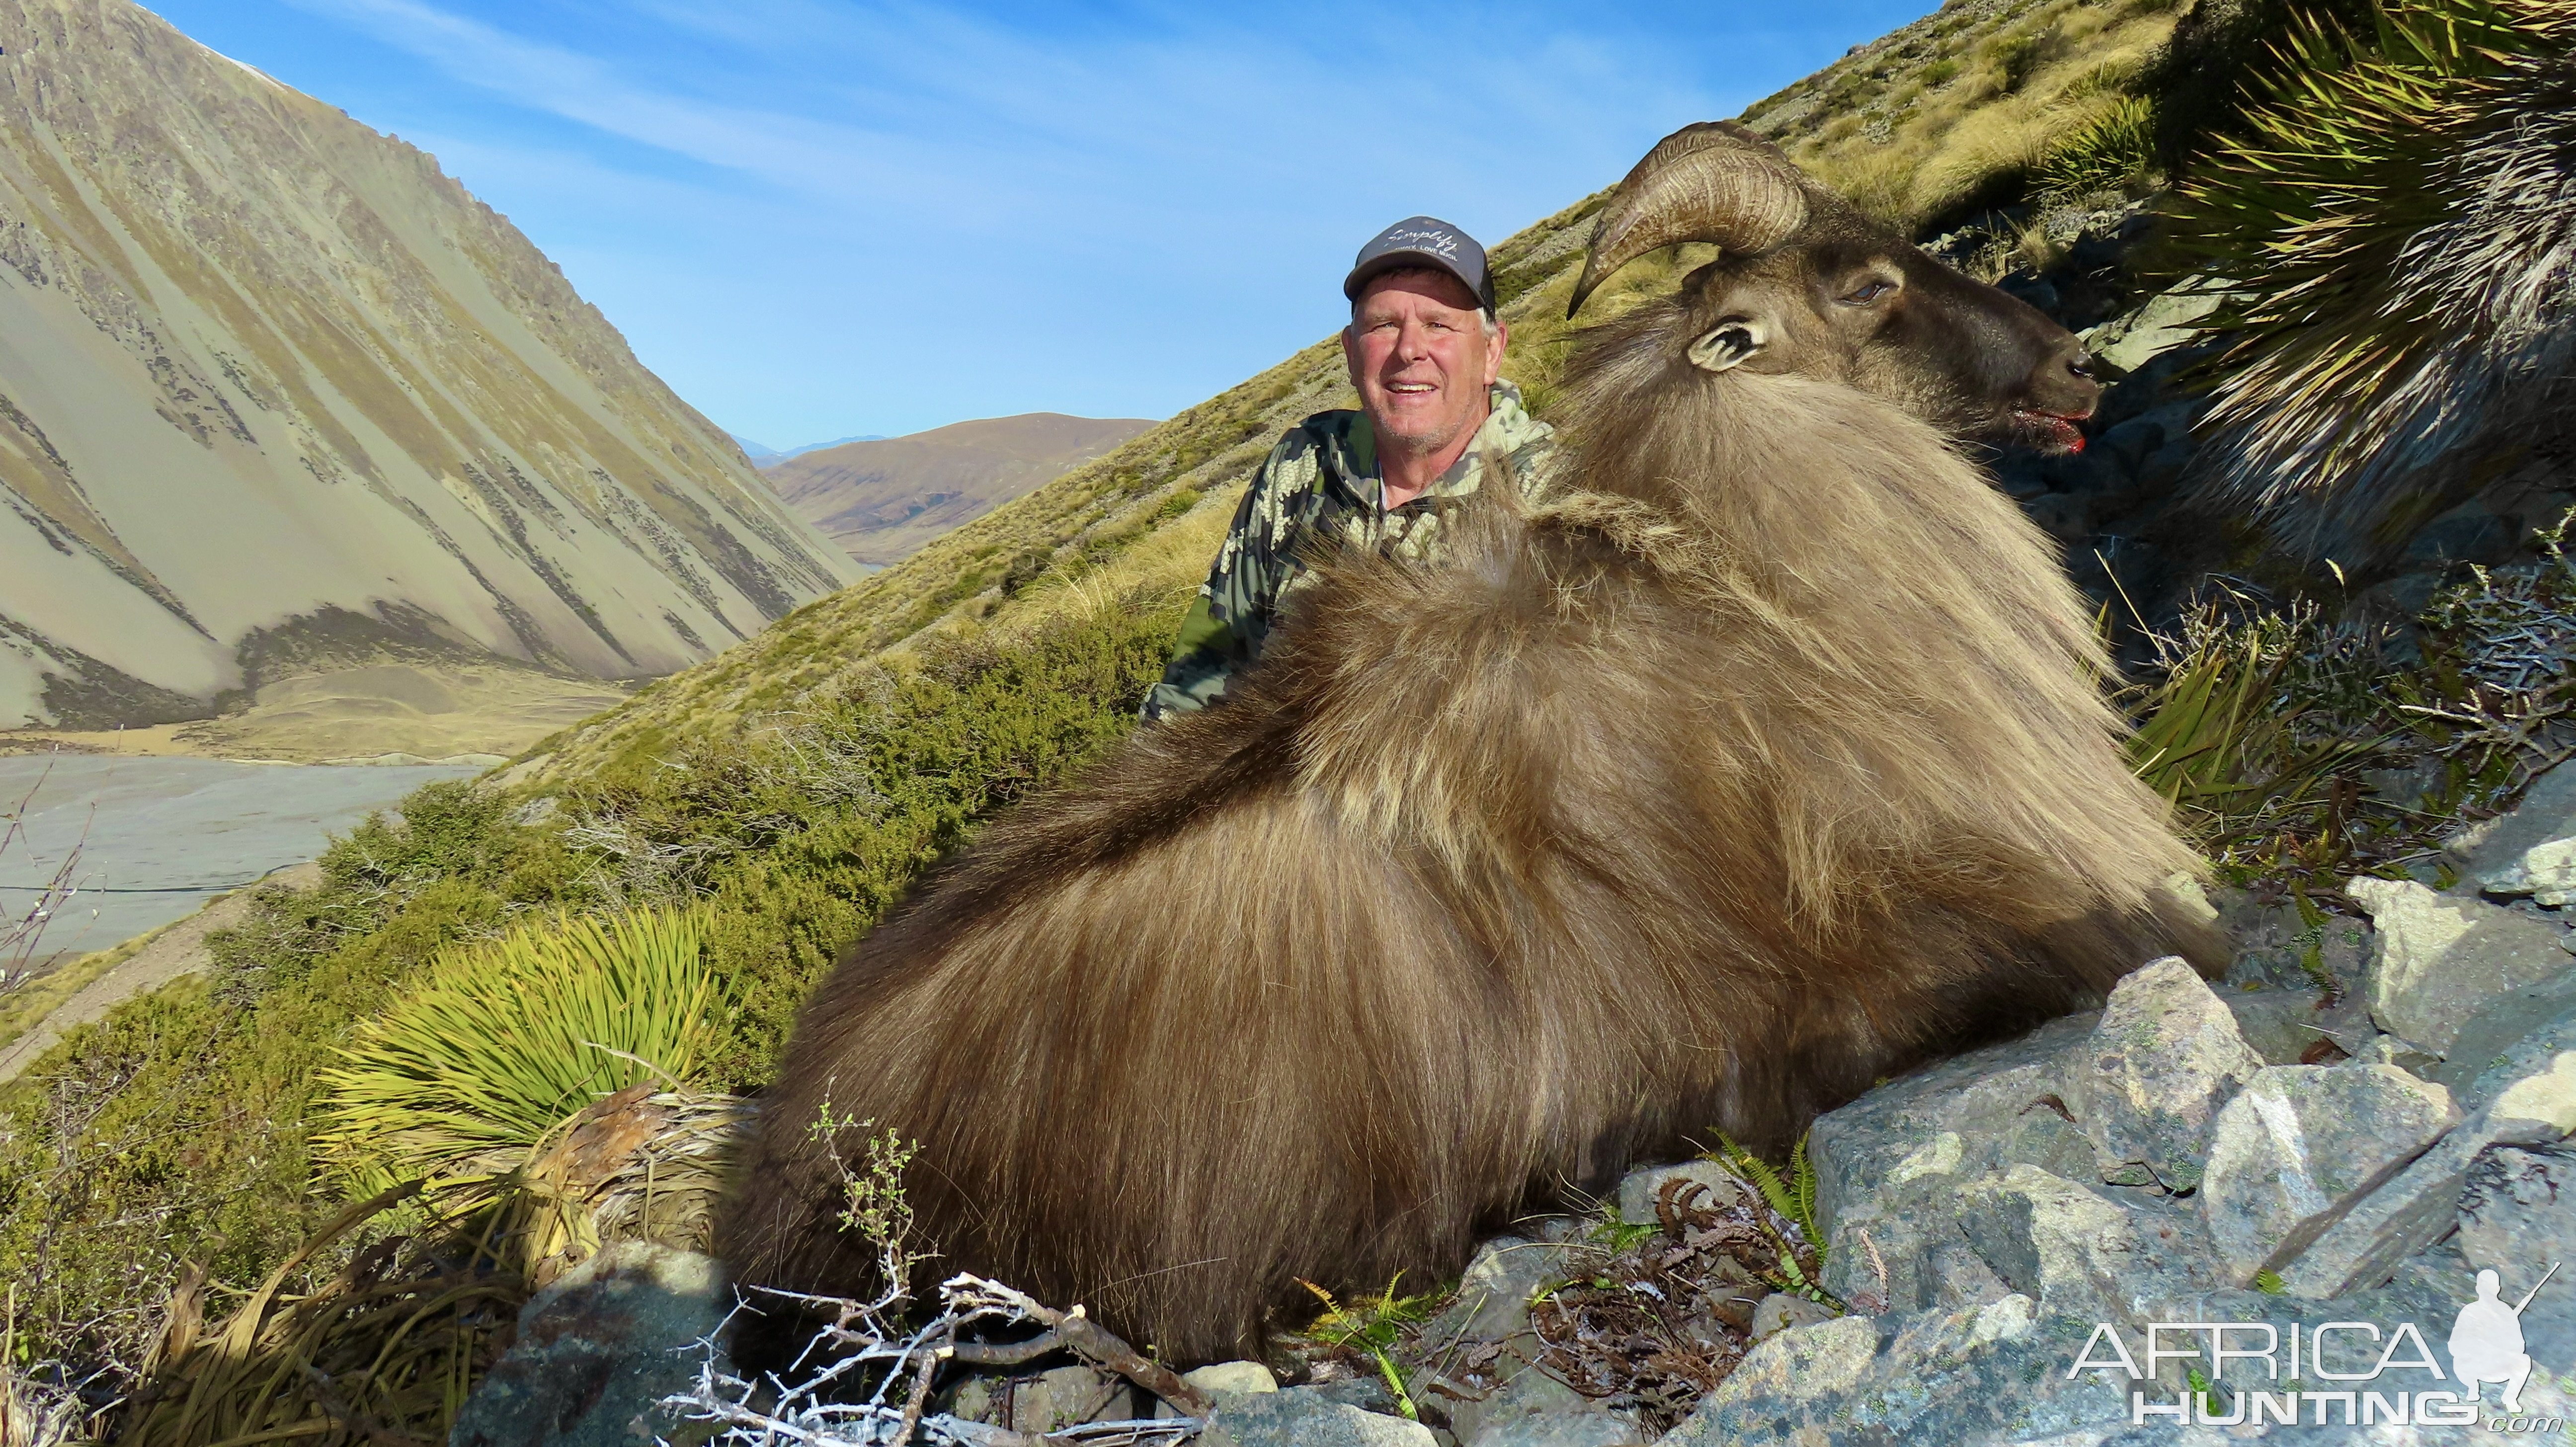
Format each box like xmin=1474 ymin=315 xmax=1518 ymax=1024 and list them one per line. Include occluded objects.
xmin=0 ymin=0 xmax=857 ymax=730
xmin=765 ymin=413 xmax=1155 ymax=567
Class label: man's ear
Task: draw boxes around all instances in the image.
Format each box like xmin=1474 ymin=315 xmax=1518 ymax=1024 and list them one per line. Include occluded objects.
xmin=1341 ymin=324 xmax=1362 ymax=392
xmin=1484 ymin=318 xmax=1509 ymax=387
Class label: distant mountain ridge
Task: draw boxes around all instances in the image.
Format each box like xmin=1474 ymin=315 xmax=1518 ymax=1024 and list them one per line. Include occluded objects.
xmin=0 ymin=0 xmax=857 ymax=729
xmin=766 ymin=414 xmax=1153 ymax=566
xmin=731 ymin=433 xmax=886 ymax=463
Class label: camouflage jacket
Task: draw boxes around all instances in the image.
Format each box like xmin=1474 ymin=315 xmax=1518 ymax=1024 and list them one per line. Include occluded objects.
xmin=1142 ymin=382 xmax=1558 ymax=720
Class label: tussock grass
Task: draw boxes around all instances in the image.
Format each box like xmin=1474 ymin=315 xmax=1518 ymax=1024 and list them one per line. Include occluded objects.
xmin=2036 ymin=94 xmax=2160 ymax=198
xmin=1775 ymin=0 xmax=2183 ymax=231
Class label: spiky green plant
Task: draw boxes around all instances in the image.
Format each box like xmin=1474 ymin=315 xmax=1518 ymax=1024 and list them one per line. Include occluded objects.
xmin=2168 ymin=0 xmax=2576 ymax=562
xmin=314 ymin=906 xmax=725 ymax=1182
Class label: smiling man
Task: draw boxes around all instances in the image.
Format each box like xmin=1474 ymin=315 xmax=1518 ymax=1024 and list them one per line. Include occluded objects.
xmin=1142 ymin=217 xmax=1558 ymax=719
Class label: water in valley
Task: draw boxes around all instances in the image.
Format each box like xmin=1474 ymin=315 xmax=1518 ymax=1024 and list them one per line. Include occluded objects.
xmin=0 ymin=752 xmax=484 ymax=963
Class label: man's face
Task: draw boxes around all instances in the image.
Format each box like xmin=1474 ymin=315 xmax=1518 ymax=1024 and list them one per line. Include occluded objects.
xmin=1342 ymin=269 xmax=1507 ymax=460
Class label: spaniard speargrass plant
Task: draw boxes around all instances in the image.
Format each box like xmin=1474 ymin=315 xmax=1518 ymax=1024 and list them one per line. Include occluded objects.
xmin=2170 ymin=0 xmax=2576 ymax=562
xmin=313 ymin=905 xmax=726 ymax=1185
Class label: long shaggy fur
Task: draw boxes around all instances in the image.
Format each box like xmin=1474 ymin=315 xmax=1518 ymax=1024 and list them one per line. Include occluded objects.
xmin=722 ymin=285 xmax=2223 ymax=1365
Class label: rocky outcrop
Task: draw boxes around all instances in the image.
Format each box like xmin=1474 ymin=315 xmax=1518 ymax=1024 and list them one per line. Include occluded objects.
xmin=0 ymin=0 xmax=855 ymax=728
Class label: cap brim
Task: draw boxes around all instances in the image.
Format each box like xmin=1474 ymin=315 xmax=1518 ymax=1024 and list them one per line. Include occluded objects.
xmin=1344 ymin=251 xmax=1491 ymax=310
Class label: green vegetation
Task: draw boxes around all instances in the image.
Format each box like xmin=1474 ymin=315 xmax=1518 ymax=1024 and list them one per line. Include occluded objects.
xmin=314 ymin=905 xmax=724 ymax=1185
xmin=1298 ymin=1276 xmax=1441 ymax=1420
xmin=1710 ymin=1133 xmax=1836 ymax=1306
xmin=2119 ymin=520 xmax=2576 ymax=888
xmin=0 ymin=593 xmax=1180 ymax=1389
xmin=2036 ymin=94 xmax=2160 ymax=197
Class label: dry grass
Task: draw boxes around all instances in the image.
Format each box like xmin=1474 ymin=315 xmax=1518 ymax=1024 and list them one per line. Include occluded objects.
xmin=1769 ymin=0 xmax=2182 ymax=232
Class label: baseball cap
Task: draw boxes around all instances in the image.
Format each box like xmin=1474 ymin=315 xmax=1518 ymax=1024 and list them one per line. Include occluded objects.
xmin=1343 ymin=216 xmax=1496 ymax=315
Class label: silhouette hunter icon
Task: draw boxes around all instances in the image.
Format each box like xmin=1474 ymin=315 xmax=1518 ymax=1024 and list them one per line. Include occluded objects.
xmin=2450 ymin=1265 xmax=2558 ymax=1412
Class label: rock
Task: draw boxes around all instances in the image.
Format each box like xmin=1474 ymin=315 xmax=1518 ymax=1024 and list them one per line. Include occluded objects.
xmin=1702 ymin=1315 xmax=1878 ymax=1408
xmin=447 ymin=1242 xmax=727 ymax=1447
xmin=2449 ymin=761 xmax=2576 ymax=880
xmin=2353 ymin=1033 xmax=2443 ymax=1073
xmin=1420 ymin=1238 xmax=1573 ymax=1345
xmin=2222 ymin=986 xmax=2332 ymax=1065
xmin=1955 ymin=1166 xmax=2156 ymax=1322
xmin=2069 ymin=957 xmax=2262 ymax=1191
xmin=2345 ymin=876 xmax=2569 ymax=1054
xmin=2430 ymin=966 xmax=2576 ymax=1106
xmin=2023 ymin=492 xmax=2091 ymax=543
xmin=2405 ymin=508 xmax=2518 ymax=569
xmin=1660 ymin=1301 xmax=2134 ymax=1446
xmin=1186 ymin=1361 xmax=1280 ymax=1396
xmin=1809 ymin=1014 xmax=2100 ymax=1308
xmin=2083 ymin=287 xmax=2222 ymax=374
xmin=1613 ymin=1160 xmax=1745 ymax=1226
xmin=2273 ymin=1049 xmax=2576 ymax=1297
xmin=2458 ymin=1142 xmax=2576 ymax=1271
xmin=998 ymin=1364 xmax=1125 ymax=1433
xmin=1449 ymin=1366 xmax=1639 ymax=1447
xmin=1747 ymin=1293 xmax=1834 ymax=1342
xmin=1204 ymin=1387 xmax=1435 ymax=1447
xmin=1465 ymin=1411 xmax=1640 ymax=1447
xmin=2482 ymin=834 xmax=2576 ymax=904
xmin=2196 ymin=1063 xmax=2460 ymax=1280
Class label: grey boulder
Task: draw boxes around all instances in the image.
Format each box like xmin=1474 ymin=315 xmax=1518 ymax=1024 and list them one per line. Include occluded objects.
xmin=1614 ymin=1160 xmax=1745 ymax=1226
xmin=1450 ymin=1366 xmax=1641 ymax=1447
xmin=1421 ymin=1237 xmax=1574 ymax=1345
xmin=2273 ymin=1046 xmax=2576 ymax=1297
xmin=2068 ymin=957 xmax=2261 ymax=1191
xmin=2197 ymin=1063 xmax=2459 ymax=1281
xmin=2345 ymin=875 xmax=2569 ymax=1054
xmin=1204 ymin=1387 xmax=1434 ymax=1447
xmin=2457 ymin=1142 xmax=2576 ymax=1273
xmin=447 ymin=1243 xmax=727 ymax=1447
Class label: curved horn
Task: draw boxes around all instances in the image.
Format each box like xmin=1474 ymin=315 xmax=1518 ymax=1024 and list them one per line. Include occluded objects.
xmin=1567 ymin=121 xmax=1810 ymax=318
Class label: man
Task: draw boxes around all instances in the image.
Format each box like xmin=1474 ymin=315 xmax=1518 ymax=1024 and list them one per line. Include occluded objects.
xmin=1141 ymin=216 xmax=1559 ymax=720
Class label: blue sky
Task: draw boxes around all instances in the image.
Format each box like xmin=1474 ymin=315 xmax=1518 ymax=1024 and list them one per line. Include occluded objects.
xmin=147 ymin=0 xmax=1929 ymax=448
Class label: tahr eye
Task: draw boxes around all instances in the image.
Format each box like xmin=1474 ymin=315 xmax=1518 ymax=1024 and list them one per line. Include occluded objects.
xmin=1841 ymin=279 xmax=1897 ymax=305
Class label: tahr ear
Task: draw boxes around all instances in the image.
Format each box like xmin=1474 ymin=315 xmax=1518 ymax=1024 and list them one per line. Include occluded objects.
xmin=1686 ymin=320 xmax=1766 ymax=373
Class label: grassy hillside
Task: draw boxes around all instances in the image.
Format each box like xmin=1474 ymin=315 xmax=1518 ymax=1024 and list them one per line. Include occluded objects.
xmin=0 ymin=0 xmax=2259 ymax=1415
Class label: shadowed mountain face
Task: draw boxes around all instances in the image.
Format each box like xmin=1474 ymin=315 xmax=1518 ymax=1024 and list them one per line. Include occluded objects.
xmin=0 ymin=0 xmax=857 ymax=729
xmin=765 ymin=414 xmax=1154 ymax=566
